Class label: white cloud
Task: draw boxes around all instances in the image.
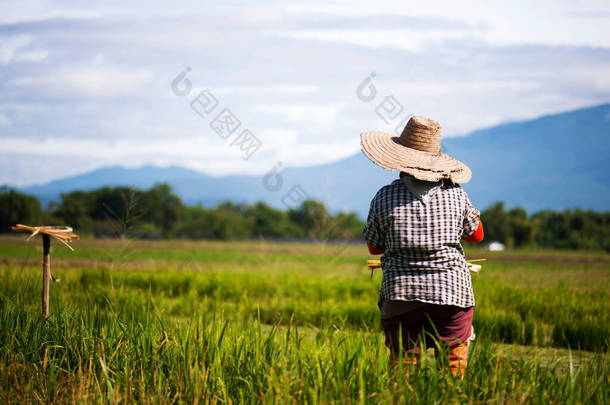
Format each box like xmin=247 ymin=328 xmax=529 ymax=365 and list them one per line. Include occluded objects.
xmin=50 ymin=67 xmax=154 ymax=97
xmin=0 ymin=36 xmax=32 ymax=65
xmin=0 ymin=152 xmax=105 ymax=187
xmin=279 ymin=0 xmax=610 ymax=48
xmin=0 ymin=35 xmax=48 ymax=65
xmin=210 ymin=84 xmax=319 ymax=95
xmin=0 ymin=1 xmax=609 ymax=186
xmin=253 ymin=103 xmax=344 ymax=128
xmin=272 ymin=28 xmax=476 ymax=52
xmin=15 ymin=49 xmax=48 ymax=63
xmin=0 ymin=131 xmax=222 ymax=159
xmin=7 ymin=77 xmax=34 ymax=87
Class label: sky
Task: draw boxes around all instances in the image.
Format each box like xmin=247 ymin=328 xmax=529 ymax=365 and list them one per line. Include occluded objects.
xmin=1 ymin=0 xmax=609 ymax=186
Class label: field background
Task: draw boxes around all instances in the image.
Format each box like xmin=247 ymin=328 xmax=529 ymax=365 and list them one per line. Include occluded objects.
xmin=0 ymin=236 xmax=608 ymax=403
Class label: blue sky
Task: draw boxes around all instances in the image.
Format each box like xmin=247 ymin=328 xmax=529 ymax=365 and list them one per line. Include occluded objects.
xmin=1 ymin=0 xmax=609 ymax=186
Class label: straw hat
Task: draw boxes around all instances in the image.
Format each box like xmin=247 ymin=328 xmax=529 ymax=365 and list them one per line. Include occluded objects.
xmin=360 ymin=116 xmax=472 ymax=183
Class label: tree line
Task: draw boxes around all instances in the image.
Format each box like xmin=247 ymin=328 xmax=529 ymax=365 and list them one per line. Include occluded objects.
xmin=481 ymin=201 xmax=609 ymax=251
xmin=0 ymin=184 xmax=363 ymax=241
xmin=1 ymin=184 xmax=608 ymax=251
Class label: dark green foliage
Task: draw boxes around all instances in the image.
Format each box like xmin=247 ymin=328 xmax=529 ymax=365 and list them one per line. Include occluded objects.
xmin=55 ymin=190 xmax=93 ymax=231
xmin=248 ymin=202 xmax=295 ymax=238
xmin=481 ymin=202 xmax=510 ymax=244
xmin=288 ymin=200 xmax=330 ymax=239
xmin=139 ymin=183 xmax=183 ymax=236
xmin=46 ymin=185 xmax=365 ymax=241
xmin=482 ymin=201 xmax=610 ymax=251
xmin=552 ymin=316 xmax=609 ymax=352
xmin=0 ymin=187 xmax=43 ymax=232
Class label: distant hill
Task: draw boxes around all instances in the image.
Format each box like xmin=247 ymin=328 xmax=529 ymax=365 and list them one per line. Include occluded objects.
xmin=20 ymin=104 xmax=610 ymax=217
xmin=442 ymin=103 xmax=610 ymax=213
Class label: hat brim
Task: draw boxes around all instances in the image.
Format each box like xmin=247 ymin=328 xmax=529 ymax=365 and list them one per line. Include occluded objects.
xmin=360 ymin=130 xmax=472 ymax=183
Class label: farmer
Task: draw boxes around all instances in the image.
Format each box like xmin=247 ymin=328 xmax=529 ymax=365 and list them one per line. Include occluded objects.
xmin=361 ymin=116 xmax=484 ymax=377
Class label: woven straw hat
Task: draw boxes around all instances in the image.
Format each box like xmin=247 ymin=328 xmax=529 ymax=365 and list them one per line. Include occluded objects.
xmin=360 ymin=116 xmax=472 ymax=183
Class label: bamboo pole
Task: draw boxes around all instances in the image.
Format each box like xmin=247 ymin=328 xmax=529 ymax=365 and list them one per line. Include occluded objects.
xmin=42 ymin=234 xmax=51 ymax=317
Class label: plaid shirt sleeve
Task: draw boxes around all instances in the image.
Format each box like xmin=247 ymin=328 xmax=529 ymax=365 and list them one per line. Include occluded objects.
xmin=462 ymin=192 xmax=480 ymax=237
xmin=363 ymin=194 xmax=385 ymax=249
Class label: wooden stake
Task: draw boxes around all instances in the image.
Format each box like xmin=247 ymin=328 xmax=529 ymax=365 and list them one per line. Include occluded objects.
xmin=11 ymin=225 xmax=77 ymax=317
xmin=42 ymin=234 xmax=51 ymax=317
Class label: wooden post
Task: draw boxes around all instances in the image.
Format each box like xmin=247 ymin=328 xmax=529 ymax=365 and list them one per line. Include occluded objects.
xmin=42 ymin=234 xmax=51 ymax=317
xmin=11 ymin=224 xmax=78 ymax=316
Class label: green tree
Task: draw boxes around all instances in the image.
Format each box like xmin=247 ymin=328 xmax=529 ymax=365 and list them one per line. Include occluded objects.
xmin=55 ymin=190 xmax=100 ymax=232
xmin=0 ymin=187 xmax=43 ymax=232
xmin=288 ymin=200 xmax=330 ymax=239
xmin=327 ymin=212 xmax=365 ymax=240
xmin=249 ymin=202 xmax=290 ymax=238
xmin=210 ymin=202 xmax=252 ymax=239
xmin=507 ymin=207 xmax=533 ymax=247
xmin=140 ymin=183 xmax=185 ymax=237
xmin=481 ymin=201 xmax=508 ymax=245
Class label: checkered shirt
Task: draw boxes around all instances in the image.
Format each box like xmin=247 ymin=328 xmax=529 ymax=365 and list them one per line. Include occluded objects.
xmin=363 ymin=178 xmax=480 ymax=308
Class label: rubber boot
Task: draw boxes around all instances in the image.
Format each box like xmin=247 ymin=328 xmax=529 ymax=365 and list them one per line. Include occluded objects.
xmin=449 ymin=342 xmax=468 ymax=378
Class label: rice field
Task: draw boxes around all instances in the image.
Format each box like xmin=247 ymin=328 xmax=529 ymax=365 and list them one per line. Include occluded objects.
xmin=0 ymin=236 xmax=608 ymax=403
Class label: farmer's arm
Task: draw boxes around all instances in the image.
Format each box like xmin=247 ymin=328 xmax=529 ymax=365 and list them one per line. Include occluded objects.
xmin=461 ymin=193 xmax=483 ymax=243
xmin=363 ymin=195 xmax=386 ymax=255
xmin=462 ymin=218 xmax=484 ymax=243
xmin=366 ymin=241 xmax=385 ymax=255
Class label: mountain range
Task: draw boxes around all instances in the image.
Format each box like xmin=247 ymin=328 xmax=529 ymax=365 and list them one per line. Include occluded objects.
xmin=19 ymin=104 xmax=610 ymax=218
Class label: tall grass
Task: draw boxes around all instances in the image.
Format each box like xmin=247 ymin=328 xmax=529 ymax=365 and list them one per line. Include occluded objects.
xmin=0 ymin=299 xmax=607 ymax=404
xmin=0 ymin=239 xmax=608 ymax=403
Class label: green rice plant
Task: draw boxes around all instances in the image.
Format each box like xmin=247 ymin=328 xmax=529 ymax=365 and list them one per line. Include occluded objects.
xmin=553 ymin=315 xmax=609 ymax=351
xmin=474 ymin=309 xmax=522 ymax=344
xmin=0 ymin=297 xmax=607 ymax=404
xmin=524 ymin=312 xmax=536 ymax=345
xmin=0 ymin=240 xmax=608 ymax=402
